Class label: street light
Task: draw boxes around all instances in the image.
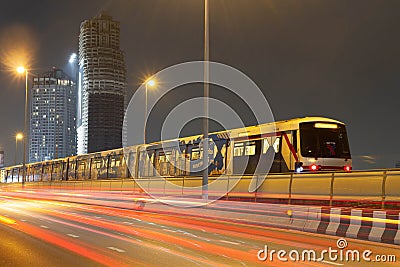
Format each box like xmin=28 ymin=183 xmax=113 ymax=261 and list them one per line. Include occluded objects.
xmin=16 ymin=66 xmax=28 ymax=186
xmin=69 ymin=53 xmax=77 ymax=64
xmin=144 ymin=78 xmax=156 ymax=144
xmin=15 ymin=133 xmax=23 ymax=165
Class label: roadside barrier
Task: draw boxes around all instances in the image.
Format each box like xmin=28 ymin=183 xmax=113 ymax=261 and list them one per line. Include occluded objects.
xmin=1 ymin=176 xmax=400 ymax=245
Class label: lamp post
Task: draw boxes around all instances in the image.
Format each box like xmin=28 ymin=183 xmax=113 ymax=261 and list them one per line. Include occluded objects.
xmin=144 ymin=79 xmax=156 ymax=144
xmin=69 ymin=52 xmax=78 ymax=157
xmin=15 ymin=133 xmax=23 ymax=165
xmin=17 ymin=66 xmax=28 ymax=186
xmin=202 ymin=0 xmax=210 ymax=200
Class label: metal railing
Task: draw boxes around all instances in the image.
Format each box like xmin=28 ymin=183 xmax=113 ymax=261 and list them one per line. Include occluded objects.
xmin=2 ymin=169 xmax=400 ymax=208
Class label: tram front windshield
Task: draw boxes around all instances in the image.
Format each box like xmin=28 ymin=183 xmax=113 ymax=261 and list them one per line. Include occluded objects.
xmin=300 ymin=122 xmax=351 ymax=159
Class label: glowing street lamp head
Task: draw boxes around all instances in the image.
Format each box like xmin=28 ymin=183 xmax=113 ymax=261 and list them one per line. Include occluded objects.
xmin=69 ymin=53 xmax=77 ymax=64
xmin=16 ymin=66 xmax=25 ymax=74
xmin=16 ymin=133 xmax=23 ymax=140
xmin=146 ymin=79 xmax=156 ymax=87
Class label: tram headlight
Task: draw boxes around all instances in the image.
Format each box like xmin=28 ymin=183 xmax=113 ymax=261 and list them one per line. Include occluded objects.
xmin=295 ymin=162 xmax=303 ymax=173
xmin=296 ymin=167 xmax=303 ymax=173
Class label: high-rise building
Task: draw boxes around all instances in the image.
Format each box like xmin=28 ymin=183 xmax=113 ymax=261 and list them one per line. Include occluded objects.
xmin=77 ymin=12 xmax=127 ymax=154
xmin=29 ymin=68 xmax=77 ymax=162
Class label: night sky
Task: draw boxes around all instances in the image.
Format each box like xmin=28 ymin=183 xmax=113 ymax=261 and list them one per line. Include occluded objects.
xmin=0 ymin=0 xmax=399 ymax=169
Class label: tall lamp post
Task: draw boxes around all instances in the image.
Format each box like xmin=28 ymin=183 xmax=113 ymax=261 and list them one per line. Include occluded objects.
xmin=144 ymin=78 xmax=156 ymax=144
xmin=202 ymin=0 xmax=210 ymax=200
xmin=17 ymin=66 xmax=28 ymax=186
xmin=15 ymin=133 xmax=23 ymax=166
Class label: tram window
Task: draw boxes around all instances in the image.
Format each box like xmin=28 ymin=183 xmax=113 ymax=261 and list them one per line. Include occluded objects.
xmin=111 ymin=158 xmax=120 ymax=167
xmin=95 ymin=160 xmax=102 ymax=169
xmin=245 ymin=141 xmax=256 ymax=156
xmin=262 ymin=139 xmax=270 ymax=154
xmin=191 ymin=148 xmax=200 ymax=160
xmin=273 ymin=137 xmax=280 ymax=153
xmin=79 ymin=162 xmax=85 ymax=169
xmin=166 ymin=152 xmax=171 ymax=161
xmin=110 ymin=158 xmax=119 ymax=168
xmin=159 ymin=155 xmax=166 ymax=162
xmin=234 ymin=142 xmax=244 ymax=157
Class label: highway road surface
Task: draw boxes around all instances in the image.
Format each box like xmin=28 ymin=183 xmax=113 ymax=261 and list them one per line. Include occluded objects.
xmin=0 ymin=194 xmax=398 ymax=266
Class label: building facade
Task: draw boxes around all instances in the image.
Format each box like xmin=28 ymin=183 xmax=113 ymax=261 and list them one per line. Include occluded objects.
xmin=29 ymin=68 xmax=77 ymax=162
xmin=77 ymin=12 xmax=127 ymax=154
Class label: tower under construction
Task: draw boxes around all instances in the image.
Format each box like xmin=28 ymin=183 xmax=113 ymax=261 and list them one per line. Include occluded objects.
xmin=77 ymin=12 xmax=127 ymax=154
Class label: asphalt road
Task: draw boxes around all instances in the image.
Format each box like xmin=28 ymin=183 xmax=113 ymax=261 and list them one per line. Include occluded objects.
xmin=0 ymin=194 xmax=398 ymax=267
